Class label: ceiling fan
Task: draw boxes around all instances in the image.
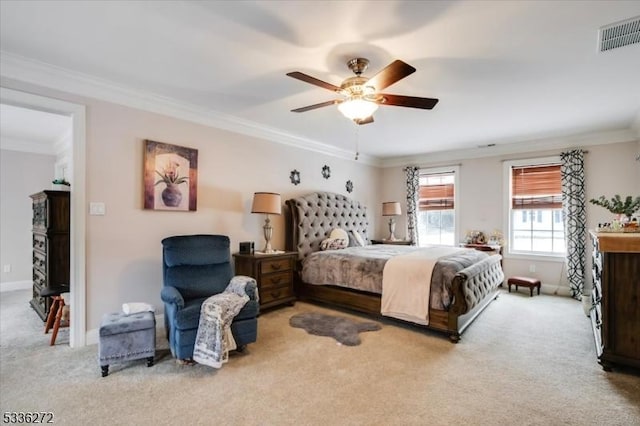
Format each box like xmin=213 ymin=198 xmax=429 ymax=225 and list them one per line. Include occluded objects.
xmin=286 ymin=58 xmax=438 ymax=125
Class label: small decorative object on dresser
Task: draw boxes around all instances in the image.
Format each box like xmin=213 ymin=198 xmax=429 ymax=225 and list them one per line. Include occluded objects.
xmin=589 ymin=230 xmax=640 ymax=372
xmin=233 ymin=251 xmax=297 ymax=310
xmin=589 ymin=195 xmax=640 ymax=232
xmin=30 ymin=190 xmax=70 ymax=321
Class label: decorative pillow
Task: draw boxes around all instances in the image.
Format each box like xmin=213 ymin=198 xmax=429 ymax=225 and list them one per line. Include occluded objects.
xmin=350 ymin=230 xmax=366 ymax=247
xmin=320 ymin=238 xmax=348 ymax=251
xmin=329 ymin=228 xmax=349 ymax=245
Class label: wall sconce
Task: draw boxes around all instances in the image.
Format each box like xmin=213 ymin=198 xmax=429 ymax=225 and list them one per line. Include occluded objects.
xmin=382 ymin=201 xmax=401 ymax=241
xmin=251 ymin=192 xmax=282 ymax=253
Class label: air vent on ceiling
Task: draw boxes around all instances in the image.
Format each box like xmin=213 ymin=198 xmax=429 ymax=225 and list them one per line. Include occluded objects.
xmin=599 ymin=16 xmax=640 ymax=52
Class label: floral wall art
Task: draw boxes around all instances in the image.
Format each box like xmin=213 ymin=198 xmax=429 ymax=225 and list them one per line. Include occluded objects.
xmin=143 ymin=140 xmax=198 ymax=211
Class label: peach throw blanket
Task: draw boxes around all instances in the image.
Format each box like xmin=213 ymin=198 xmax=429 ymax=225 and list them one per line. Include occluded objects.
xmin=381 ymin=246 xmax=464 ymax=325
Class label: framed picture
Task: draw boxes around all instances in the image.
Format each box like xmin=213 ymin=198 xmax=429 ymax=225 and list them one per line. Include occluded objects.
xmin=143 ymin=140 xmax=198 ymax=211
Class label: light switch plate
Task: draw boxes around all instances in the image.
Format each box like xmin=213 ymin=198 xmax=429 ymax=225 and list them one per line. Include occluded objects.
xmin=89 ymin=202 xmax=106 ymax=216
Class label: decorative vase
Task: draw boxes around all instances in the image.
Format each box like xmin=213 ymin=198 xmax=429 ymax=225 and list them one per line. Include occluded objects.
xmin=161 ymin=183 xmax=182 ymax=207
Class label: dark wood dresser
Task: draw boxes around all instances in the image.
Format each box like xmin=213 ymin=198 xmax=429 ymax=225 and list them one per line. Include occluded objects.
xmin=233 ymin=251 xmax=297 ymax=310
xmin=29 ymin=190 xmax=70 ymax=321
xmin=589 ymin=230 xmax=640 ymax=371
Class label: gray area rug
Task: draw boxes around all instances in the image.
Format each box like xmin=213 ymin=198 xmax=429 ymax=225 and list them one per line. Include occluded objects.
xmin=289 ymin=312 xmax=381 ymax=346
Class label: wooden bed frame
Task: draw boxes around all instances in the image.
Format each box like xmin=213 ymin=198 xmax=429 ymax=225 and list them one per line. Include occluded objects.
xmin=285 ymin=192 xmax=504 ymax=342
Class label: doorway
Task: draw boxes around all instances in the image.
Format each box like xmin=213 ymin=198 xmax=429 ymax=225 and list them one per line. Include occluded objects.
xmin=0 ymin=87 xmax=87 ymax=347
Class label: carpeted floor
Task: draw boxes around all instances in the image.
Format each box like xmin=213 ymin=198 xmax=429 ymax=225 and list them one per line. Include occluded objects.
xmin=1 ymin=289 xmax=638 ymax=425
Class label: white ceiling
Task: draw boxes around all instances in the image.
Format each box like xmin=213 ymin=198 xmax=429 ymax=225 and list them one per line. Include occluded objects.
xmin=1 ymin=1 xmax=639 ymax=163
xmin=0 ymin=104 xmax=71 ymax=155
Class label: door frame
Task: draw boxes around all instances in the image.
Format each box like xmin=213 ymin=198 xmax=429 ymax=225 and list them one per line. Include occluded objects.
xmin=1 ymin=87 xmax=87 ymax=347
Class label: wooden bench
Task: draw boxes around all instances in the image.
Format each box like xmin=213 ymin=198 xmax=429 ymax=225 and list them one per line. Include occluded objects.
xmin=508 ymin=276 xmax=541 ymax=297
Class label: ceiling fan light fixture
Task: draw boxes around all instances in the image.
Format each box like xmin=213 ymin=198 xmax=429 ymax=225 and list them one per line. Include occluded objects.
xmin=337 ymin=97 xmax=378 ymax=121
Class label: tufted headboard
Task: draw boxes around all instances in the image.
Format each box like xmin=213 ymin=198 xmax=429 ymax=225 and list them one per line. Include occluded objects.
xmin=285 ymin=192 xmax=370 ymax=261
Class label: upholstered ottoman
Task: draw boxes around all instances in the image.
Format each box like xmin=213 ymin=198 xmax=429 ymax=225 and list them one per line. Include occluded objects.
xmin=508 ymin=276 xmax=541 ymax=297
xmin=98 ymin=311 xmax=156 ymax=377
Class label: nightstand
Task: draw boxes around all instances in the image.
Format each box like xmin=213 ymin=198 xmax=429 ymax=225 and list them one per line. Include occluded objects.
xmin=233 ymin=251 xmax=297 ymax=310
xmin=462 ymin=243 xmax=503 ymax=268
xmin=370 ymin=239 xmax=412 ymax=245
xmin=462 ymin=243 xmax=502 ymax=257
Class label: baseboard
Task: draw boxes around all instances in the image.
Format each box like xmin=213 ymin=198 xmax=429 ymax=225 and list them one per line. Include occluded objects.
xmin=507 ymin=282 xmax=572 ymax=297
xmin=542 ymin=283 xmax=572 ymax=297
xmin=86 ymin=313 xmax=165 ymax=346
xmin=0 ymin=280 xmax=32 ymax=292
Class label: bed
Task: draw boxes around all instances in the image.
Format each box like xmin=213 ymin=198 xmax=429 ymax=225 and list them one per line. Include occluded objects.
xmin=284 ymin=192 xmax=504 ymax=342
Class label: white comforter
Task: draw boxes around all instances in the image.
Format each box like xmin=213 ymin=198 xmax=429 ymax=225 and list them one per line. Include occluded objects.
xmin=381 ymin=246 xmax=465 ymax=325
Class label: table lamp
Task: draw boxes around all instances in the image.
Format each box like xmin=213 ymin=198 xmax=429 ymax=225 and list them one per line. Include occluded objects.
xmin=382 ymin=201 xmax=401 ymax=241
xmin=251 ymin=192 xmax=281 ymax=253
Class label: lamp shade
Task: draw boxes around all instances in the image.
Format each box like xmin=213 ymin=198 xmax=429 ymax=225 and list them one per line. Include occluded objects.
xmin=382 ymin=201 xmax=401 ymax=216
xmin=251 ymin=192 xmax=281 ymax=215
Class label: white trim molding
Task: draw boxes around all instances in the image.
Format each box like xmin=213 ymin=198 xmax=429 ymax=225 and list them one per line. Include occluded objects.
xmin=0 ymin=87 xmax=87 ymax=348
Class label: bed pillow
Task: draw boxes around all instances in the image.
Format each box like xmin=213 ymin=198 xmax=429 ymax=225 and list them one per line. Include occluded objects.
xmin=320 ymin=238 xmax=348 ymax=251
xmin=329 ymin=228 xmax=349 ymax=245
xmin=350 ymin=230 xmax=366 ymax=247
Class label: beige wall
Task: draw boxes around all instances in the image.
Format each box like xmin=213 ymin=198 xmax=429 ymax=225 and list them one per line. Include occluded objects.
xmin=382 ymin=140 xmax=639 ymax=294
xmin=0 ymin=149 xmax=56 ymax=287
xmin=84 ymin=101 xmax=381 ymax=330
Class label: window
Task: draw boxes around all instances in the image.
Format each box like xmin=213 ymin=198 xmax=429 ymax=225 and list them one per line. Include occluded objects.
xmin=507 ymin=158 xmax=565 ymax=256
xmin=418 ymin=169 xmax=457 ymax=246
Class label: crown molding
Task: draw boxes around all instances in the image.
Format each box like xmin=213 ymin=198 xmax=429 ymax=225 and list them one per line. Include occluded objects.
xmin=381 ymin=128 xmax=639 ymax=168
xmin=0 ymin=51 xmax=382 ymax=167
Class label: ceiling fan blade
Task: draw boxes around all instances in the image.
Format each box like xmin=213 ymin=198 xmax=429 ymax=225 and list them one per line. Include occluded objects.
xmin=380 ymin=94 xmax=439 ymax=109
xmin=291 ymin=100 xmax=339 ymax=113
xmin=354 ymin=116 xmax=374 ymax=125
xmin=286 ymin=71 xmax=340 ymax=92
xmin=365 ymin=60 xmax=416 ymax=91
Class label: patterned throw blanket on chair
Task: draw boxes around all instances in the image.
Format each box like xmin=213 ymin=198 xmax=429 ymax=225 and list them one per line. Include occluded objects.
xmin=193 ymin=276 xmax=252 ymax=368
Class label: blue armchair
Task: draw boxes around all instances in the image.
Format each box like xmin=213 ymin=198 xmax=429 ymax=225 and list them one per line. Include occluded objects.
xmin=160 ymin=234 xmax=259 ymax=361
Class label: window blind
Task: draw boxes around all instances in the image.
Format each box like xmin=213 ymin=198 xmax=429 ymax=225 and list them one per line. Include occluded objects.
xmin=419 ymin=183 xmax=454 ymax=210
xmin=512 ymin=164 xmax=562 ymax=209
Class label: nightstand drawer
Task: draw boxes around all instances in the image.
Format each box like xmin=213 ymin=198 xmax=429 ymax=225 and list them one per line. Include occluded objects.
xmin=260 ymin=258 xmax=291 ymax=274
xmin=261 ymin=284 xmax=293 ymax=305
xmin=261 ymin=271 xmax=291 ymax=289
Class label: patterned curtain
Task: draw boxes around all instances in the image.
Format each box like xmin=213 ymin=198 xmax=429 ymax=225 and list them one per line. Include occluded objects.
xmin=405 ymin=167 xmax=420 ymax=246
xmin=561 ymin=150 xmax=586 ymax=300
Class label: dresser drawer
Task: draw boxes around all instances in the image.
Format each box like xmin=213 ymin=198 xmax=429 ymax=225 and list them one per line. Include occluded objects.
xmin=259 ymin=258 xmax=292 ymax=274
xmin=33 ymin=233 xmax=47 ymax=252
xmin=33 ymin=250 xmax=46 ymax=273
xmin=33 ymin=268 xmax=46 ymax=289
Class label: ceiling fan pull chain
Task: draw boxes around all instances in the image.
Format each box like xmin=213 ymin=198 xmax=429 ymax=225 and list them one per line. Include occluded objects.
xmin=354 ymin=127 xmax=360 ymax=161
